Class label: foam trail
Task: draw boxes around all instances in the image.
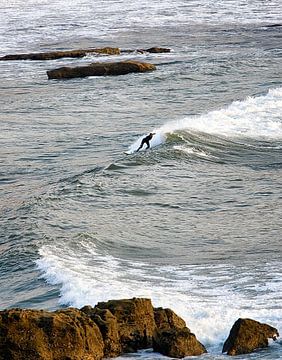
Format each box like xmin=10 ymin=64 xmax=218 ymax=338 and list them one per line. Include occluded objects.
xmin=36 ymin=243 xmax=282 ymax=350
xmin=128 ymin=88 xmax=282 ymax=152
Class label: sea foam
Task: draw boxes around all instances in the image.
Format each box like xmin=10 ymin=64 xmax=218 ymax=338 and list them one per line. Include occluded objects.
xmin=128 ymin=87 xmax=282 ymax=153
xmin=36 ymin=242 xmax=282 ymax=350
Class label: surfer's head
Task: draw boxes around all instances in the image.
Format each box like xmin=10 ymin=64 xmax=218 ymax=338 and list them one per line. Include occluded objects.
xmin=150 ymin=132 xmax=156 ymax=136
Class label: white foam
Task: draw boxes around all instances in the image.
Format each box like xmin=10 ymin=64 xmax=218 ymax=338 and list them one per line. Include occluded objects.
xmin=36 ymin=243 xmax=282 ymax=350
xmin=127 ymin=88 xmax=282 ymax=153
xmin=160 ymin=87 xmax=282 ymax=140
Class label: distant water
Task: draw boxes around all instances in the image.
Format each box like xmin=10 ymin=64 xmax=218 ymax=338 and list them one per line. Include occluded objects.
xmin=0 ymin=0 xmax=281 ymax=359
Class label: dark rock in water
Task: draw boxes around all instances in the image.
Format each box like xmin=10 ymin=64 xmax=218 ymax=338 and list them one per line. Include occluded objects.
xmin=154 ymin=307 xmax=187 ymax=330
xmin=0 ymin=47 xmax=120 ymax=61
xmin=81 ymin=305 xmax=122 ymax=357
xmin=222 ymin=318 xmax=279 ymax=355
xmin=47 ymin=61 xmax=156 ymax=79
xmin=95 ymin=298 xmax=155 ymax=353
xmin=144 ymin=47 xmax=171 ymax=53
xmin=153 ymin=327 xmax=207 ymax=358
xmin=0 ymin=307 xmax=104 ymax=360
xmin=265 ymin=24 xmax=282 ymax=27
xmin=153 ymin=307 xmax=206 ymax=358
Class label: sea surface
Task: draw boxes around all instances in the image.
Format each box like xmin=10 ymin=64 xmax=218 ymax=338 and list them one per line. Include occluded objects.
xmin=0 ymin=0 xmax=281 ymax=359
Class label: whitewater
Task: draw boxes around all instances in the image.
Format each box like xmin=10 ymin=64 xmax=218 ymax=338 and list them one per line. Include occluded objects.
xmin=0 ymin=0 xmax=281 ymax=359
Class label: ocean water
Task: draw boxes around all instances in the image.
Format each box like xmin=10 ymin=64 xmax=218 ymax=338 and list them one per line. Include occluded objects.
xmin=0 ymin=0 xmax=281 ymax=359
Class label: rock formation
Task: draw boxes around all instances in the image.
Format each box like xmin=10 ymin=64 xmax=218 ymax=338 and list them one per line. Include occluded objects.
xmin=222 ymin=318 xmax=279 ymax=355
xmin=0 ymin=307 xmax=104 ymax=360
xmin=153 ymin=307 xmax=207 ymax=358
xmin=0 ymin=47 xmax=170 ymax=61
xmin=1 ymin=299 xmax=277 ymax=359
xmin=95 ymin=298 xmax=155 ymax=352
xmin=0 ymin=298 xmax=207 ymax=359
xmin=47 ymin=61 xmax=156 ymax=79
xmin=0 ymin=47 xmax=120 ymax=61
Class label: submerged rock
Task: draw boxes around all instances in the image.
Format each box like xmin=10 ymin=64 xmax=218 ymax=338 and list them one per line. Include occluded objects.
xmin=0 ymin=307 xmax=104 ymax=360
xmin=222 ymin=318 xmax=279 ymax=355
xmin=47 ymin=60 xmax=156 ymax=79
xmin=95 ymin=298 xmax=155 ymax=353
xmin=0 ymin=46 xmax=171 ymax=61
xmin=0 ymin=47 xmax=120 ymax=61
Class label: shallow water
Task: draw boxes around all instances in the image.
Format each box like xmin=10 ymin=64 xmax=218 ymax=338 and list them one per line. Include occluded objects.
xmin=0 ymin=0 xmax=281 ymax=358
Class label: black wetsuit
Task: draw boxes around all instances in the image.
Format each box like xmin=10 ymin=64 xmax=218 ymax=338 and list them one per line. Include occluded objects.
xmin=137 ymin=133 xmax=154 ymax=152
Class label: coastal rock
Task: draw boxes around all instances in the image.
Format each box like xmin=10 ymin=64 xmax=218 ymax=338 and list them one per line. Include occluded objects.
xmin=222 ymin=318 xmax=279 ymax=355
xmin=144 ymin=47 xmax=171 ymax=53
xmin=47 ymin=60 xmax=156 ymax=79
xmin=81 ymin=305 xmax=121 ymax=357
xmin=154 ymin=307 xmax=187 ymax=330
xmin=153 ymin=327 xmax=207 ymax=358
xmin=0 ymin=47 xmax=120 ymax=61
xmin=0 ymin=307 xmax=104 ymax=360
xmin=95 ymin=298 xmax=155 ymax=352
xmin=153 ymin=307 xmax=206 ymax=358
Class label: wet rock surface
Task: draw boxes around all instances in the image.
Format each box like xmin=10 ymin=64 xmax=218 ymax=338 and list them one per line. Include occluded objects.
xmin=222 ymin=318 xmax=279 ymax=355
xmin=47 ymin=61 xmax=156 ymax=79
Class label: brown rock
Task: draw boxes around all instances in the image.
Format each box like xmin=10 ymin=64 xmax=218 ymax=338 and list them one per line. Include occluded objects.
xmin=153 ymin=327 xmax=207 ymax=358
xmin=47 ymin=61 xmax=156 ymax=79
xmin=154 ymin=307 xmax=187 ymax=330
xmin=95 ymin=298 xmax=155 ymax=352
xmin=222 ymin=318 xmax=279 ymax=355
xmin=145 ymin=47 xmax=171 ymax=53
xmin=0 ymin=47 xmax=120 ymax=61
xmin=0 ymin=308 xmax=104 ymax=360
xmin=81 ymin=305 xmax=121 ymax=357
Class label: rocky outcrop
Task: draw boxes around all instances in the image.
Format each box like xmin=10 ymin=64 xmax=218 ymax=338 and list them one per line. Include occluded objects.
xmin=95 ymin=298 xmax=155 ymax=353
xmin=154 ymin=328 xmax=207 ymax=358
xmin=81 ymin=305 xmax=121 ymax=358
xmin=0 ymin=47 xmax=171 ymax=61
xmin=222 ymin=318 xmax=279 ymax=355
xmin=153 ymin=307 xmax=206 ymax=358
xmin=0 ymin=307 xmax=104 ymax=360
xmin=154 ymin=307 xmax=187 ymax=330
xmin=47 ymin=60 xmax=156 ymax=79
xmin=0 ymin=47 xmax=120 ymax=61
xmin=2 ymin=300 xmax=276 ymax=359
xmin=142 ymin=47 xmax=171 ymax=53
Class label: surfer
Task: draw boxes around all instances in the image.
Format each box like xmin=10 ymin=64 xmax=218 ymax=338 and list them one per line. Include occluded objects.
xmin=136 ymin=132 xmax=156 ymax=152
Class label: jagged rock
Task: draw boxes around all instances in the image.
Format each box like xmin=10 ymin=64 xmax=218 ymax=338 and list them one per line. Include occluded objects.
xmin=153 ymin=327 xmax=207 ymax=358
xmin=154 ymin=307 xmax=187 ymax=330
xmin=81 ymin=305 xmax=121 ymax=357
xmin=222 ymin=318 xmax=279 ymax=355
xmin=95 ymin=298 xmax=155 ymax=353
xmin=0 ymin=47 xmax=120 ymax=61
xmin=153 ymin=308 xmax=206 ymax=358
xmin=0 ymin=307 xmax=104 ymax=360
xmin=47 ymin=61 xmax=156 ymax=79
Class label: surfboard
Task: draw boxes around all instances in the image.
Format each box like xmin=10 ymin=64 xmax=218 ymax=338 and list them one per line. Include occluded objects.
xmin=125 ymin=131 xmax=165 ymax=155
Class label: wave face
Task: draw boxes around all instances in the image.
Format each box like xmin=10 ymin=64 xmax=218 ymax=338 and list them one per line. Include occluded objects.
xmin=159 ymin=87 xmax=282 ymax=140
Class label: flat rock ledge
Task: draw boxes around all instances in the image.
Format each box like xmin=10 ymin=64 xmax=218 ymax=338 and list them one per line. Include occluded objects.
xmin=222 ymin=318 xmax=279 ymax=356
xmin=0 ymin=46 xmax=170 ymax=61
xmin=0 ymin=298 xmax=206 ymax=360
xmin=47 ymin=60 xmax=156 ymax=79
